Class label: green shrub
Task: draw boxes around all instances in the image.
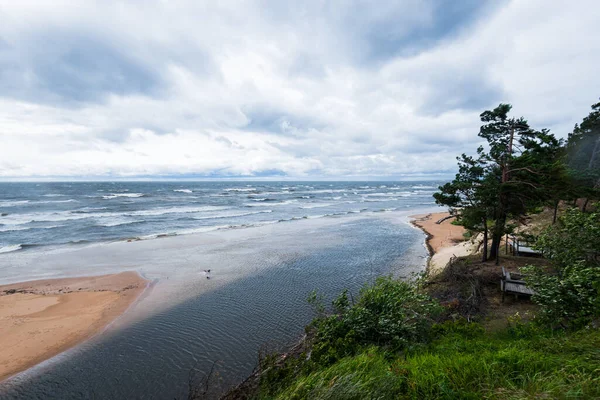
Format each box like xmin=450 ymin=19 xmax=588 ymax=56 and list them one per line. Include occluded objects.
xmin=523 ymin=207 xmax=600 ymax=329
xmin=309 ymin=277 xmax=441 ymax=365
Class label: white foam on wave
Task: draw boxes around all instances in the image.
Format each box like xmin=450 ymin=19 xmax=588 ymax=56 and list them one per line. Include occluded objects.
xmin=0 ymin=224 xmax=64 ymax=232
xmin=42 ymin=194 xmax=66 ymax=197
xmin=299 ymin=203 xmax=334 ymax=209
xmin=0 ymin=244 xmax=22 ymax=254
xmin=193 ymin=210 xmax=273 ymax=220
xmin=0 ymin=211 xmax=93 ymax=225
xmin=303 ymin=189 xmax=348 ymax=194
xmin=411 ymin=185 xmax=436 ymax=189
xmin=102 ymin=193 xmax=145 ymax=199
xmin=0 ymin=200 xmax=30 ymax=207
xmin=361 ymin=198 xmax=400 ymax=203
xmin=245 ymin=200 xmax=296 ymax=207
xmin=99 ymin=219 xmax=145 ymax=227
xmin=173 ymin=189 xmax=193 ymax=194
xmin=0 ymin=225 xmax=31 ymax=232
xmin=36 ymin=199 xmax=78 ymax=204
xmin=224 ymin=188 xmax=257 ymax=192
xmin=364 ymin=192 xmax=410 ymax=197
xmin=127 ymin=205 xmax=229 ymax=217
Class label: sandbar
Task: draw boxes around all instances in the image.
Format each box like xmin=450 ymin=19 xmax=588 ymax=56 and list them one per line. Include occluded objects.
xmin=0 ymin=271 xmax=147 ymax=381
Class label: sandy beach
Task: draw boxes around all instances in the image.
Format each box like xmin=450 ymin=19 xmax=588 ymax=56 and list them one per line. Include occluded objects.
xmin=411 ymin=212 xmax=479 ymax=274
xmin=0 ymin=271 xmax=147 ymax=381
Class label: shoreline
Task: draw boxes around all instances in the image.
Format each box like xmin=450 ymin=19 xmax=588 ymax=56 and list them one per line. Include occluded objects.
xmin=0 ymin=271 xmax=148 ymax=382
xmin=410 ymin=212 xmax=478 ymax=275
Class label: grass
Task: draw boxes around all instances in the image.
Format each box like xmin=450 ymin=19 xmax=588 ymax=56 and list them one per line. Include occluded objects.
xmin=260 ymin=325 xmax=600 ymax=400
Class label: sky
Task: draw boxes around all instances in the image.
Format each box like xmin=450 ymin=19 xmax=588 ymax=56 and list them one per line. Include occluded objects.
xmin=0 ymin=0 xmax=598 ymax=181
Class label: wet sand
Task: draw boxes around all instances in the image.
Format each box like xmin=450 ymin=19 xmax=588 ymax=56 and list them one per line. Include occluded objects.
xmin=411 ymin=212 xmax=479 ymax=274
xmin=0 ymin=271 xmax=147 ymax=381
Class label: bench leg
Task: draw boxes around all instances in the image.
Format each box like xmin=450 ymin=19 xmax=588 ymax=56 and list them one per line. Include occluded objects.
xmin=502 ymin=291 xmax=505 ymax=303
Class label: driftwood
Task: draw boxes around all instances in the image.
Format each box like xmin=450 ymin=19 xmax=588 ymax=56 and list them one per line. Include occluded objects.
xmin=436 ymin=215 xmax=456 ymax=224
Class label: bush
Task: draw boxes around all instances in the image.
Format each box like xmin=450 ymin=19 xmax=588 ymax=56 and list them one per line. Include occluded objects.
xmin=523 ymin=207 xmax=600 ymax=329
xmin=309 ymin=277 xmax=441 ymax=365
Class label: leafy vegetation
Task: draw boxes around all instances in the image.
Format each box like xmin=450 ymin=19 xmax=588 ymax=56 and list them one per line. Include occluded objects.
xmin=523 ymin=207 xmax=600 ymax=329
xmin=222 ymin=99 xmax=600 ymax=400
xmin=308 ymin=277 xmax=441 ymax=366
xmin=434 ymin=103 xmax=565 ymax=264
xmin=252 ymin=286 xmax=600 ymax=400
xmin=271 ymin=327 xmax=600 ymax=400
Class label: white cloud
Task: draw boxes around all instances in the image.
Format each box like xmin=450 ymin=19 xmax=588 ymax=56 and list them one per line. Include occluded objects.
xmin=0 ymin=0 xmax=598 ymax=179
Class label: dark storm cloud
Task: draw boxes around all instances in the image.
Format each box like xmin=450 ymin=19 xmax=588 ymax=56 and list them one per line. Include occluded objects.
xmin=0 ymin=30 xmax=162 ymax=106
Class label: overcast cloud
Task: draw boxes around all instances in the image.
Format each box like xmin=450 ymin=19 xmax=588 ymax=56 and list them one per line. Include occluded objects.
xmin=0 ymin=0 xmax=598 ymax=180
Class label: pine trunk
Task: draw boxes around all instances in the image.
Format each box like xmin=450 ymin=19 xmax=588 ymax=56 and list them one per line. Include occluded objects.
xmin=481 ymin=218 xmax=488 ymax=262
xmin=491 ymin=201 xmax=507 ymax=265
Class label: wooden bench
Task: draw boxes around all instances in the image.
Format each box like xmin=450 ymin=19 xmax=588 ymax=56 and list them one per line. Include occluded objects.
xmin=501 ymin=266 xmax=535 ymax=302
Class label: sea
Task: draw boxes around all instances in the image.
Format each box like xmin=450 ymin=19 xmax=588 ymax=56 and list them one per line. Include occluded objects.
xmin=0 ymin=181 xmax=442 ymax=399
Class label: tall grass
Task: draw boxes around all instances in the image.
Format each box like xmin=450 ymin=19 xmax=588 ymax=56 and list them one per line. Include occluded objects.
xmin=259 ymin=324 xmax=600 ymax=400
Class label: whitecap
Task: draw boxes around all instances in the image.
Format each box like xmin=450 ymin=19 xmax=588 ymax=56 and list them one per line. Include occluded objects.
xmin=0 ymin=244 xmax=22 ymax=254
xmin=99 ymin=219 xmax=145 ymax=227
xmin=192 ymin=210 xmax=273 ymax=220
xmin=35 ymin=199 xmax=78 ymax=204
xmin=0 ymin=200 xmax=30 ymax=207
xmin=300 ymin=203 xmax=334 ymax=209
xmin=173 ymin=189 xmax=193 ymax=194
xmin=0 ymin=211 xmax=93 ymax=225
xmin=127 ymin=205 xmax=229 ymax=217
xmin=245 ymin=200 xmax=296 ymax=207
xmin=102 ymin=193 xmax=145 ymax=199
xmin=223 ymin=188 xmax=257 ymax=192
xmin=0 ymin=225 xmax=30 ymax=232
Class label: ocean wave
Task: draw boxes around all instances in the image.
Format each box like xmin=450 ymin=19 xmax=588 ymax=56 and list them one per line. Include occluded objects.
xmin=192 ymin=210 xmax=273 ymax=220
xmin=361 ymin=198 xmax=400 ymax=202
xmin=119 ymin=205 xmax=376 ymax=242
xmin=0 ymin=211 xmax=93 ymax=225
xmin=299 ymin=203 xmax=334 ymax=209
xmin=364 ymin=192 xmax=410 ymax=197
xmin=245 ymin=200 xmax=296 ymax=207
xmin=411 ymin=185 xmax=436 ymax=189
xmin=223 ymin=188 xmax=257 ymax=192
xmin=102 ymin=193 xmax=145 ymax=199
xmin=0 ymin=244 xmax=22 ymax=254
xmin=72 ymin=207 xmax=108 ymax=214
xmin=99 ymin=219 xmax=145 ymax=227
xmin=36 ymin=199 xmax=78 ymax=204
xmin=302 ymin=189 xmax=348 ymax=194
xmin=249 ymin=198 xmax=279 ymax=202
xmin=126 ymin=205 xmax=229 ymax=217
xmin=173 ymin=189 xmax=193 ymax=194
xmin=42 ymin=194 xmax=66 ymax=197
xmin=258 ymin=191 xmax=290 ymax=195
xmin=0 ymin=225 xmax=30 ymax=232
xmin=0 ymin=200 xmax=30 ymax=207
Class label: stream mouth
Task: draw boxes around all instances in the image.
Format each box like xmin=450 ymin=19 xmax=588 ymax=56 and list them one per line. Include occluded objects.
xmin=0 ymin=208 xmax=434 ymax=399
